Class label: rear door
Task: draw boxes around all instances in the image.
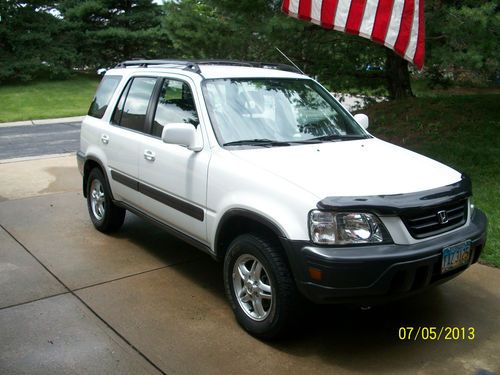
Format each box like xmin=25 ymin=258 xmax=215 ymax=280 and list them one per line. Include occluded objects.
xmin=138 ymin=77 xmax=210 ymax=243
xmin=104 ymin=76 xmax=158 ymax=205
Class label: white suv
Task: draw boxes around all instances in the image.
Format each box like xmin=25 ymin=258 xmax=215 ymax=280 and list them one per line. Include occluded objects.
xmin=78 ymin=60 xmax=487 ymax=338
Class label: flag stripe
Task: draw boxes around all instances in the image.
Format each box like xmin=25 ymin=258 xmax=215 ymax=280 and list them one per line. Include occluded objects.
xmin=282 ymin=0 xmax=425 ymax=69
xmin=393 ymin=0 xmax=414 ymax=56
xmin=371 ymin=0 xmax=393 ymax=43
xmin=334 ymin=0 xmax=352 ymax=31
xmin=299 ymin=0 xmax=312 ymax=19
xmin=345 ymin=0 xmax=367 ymax=34
xmin=403 ymin=0 xmax=419 ymax=61
xmin=289 ymin=0 xmax=300 ymax=14
xmin=359 ymin=0 xmax=380 ymax=38
xmin=384 ymin=0 xmax=405 ymax=48
xmin=321 ymin=0 xmax=339 ymax=28
xmin=282 ymin=0 xmax=290 ymax=13
xmin=311 ymin=0 xmax=324 ymax=23
xmin=413 ymin=0 xmax=425 ymax=69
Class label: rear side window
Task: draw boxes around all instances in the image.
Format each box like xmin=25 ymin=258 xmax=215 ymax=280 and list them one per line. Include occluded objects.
xmin=112 ymin=77 xmax=157 ymax=132
xmin=88 ymin=75 xmax=122 ymax=119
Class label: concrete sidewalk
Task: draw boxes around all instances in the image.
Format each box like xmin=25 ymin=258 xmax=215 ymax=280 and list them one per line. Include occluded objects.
xmin=0 ymin=155 xmax=499 ymax=375
xmin=0 ymin=116 xmax=84 ymax=128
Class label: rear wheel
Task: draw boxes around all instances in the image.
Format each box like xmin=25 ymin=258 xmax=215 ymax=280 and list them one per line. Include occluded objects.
xmin=86 ymin=168 xmax=125 ymax=233
xmin=224 ymin=234 xmax=298 ymax=339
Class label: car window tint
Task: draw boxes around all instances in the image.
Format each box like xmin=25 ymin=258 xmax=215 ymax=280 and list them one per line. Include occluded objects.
xmin=116 ymin=77 xmax=157 ymax=132
xmin=152 ymin=79 xmax=199 ymax=138
xmin=88 ymin=75 xmax=122 ymax=119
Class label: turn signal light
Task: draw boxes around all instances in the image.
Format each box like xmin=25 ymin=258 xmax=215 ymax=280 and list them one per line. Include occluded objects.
xmin=308 ymin=267 xmax=323 ymax=281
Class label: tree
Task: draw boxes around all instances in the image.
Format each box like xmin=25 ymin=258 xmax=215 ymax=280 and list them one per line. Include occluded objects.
xmin=0 ymin=0 xmax=77 ymax=83
xmin=161 ymin=0 xmax=246 ymax=59
xmin=59 ymin=0 xmax=168 ymax=69
xmin=385 ymin=50 xmax=414 ymax=99
xmin=162 ymin=0 xmax=387 ymax=94
xmin=425 ymin=0 xmax=499 ymax=85
xmin=201 ymin=0 xmax=499 ymax=97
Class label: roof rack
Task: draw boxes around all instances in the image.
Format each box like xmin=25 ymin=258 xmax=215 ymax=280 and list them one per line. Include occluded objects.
xmin=115 ymin=59 xmax=201 ymax=73
xmin=114 ymin=59 xmax=303 ymax=75
xmin=197 ymin=60 xmax=302 ymax=74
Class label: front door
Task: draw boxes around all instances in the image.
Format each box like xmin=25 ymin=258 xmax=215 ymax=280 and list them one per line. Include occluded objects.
xmin=138 ymin=78 xmax=210 ymax=243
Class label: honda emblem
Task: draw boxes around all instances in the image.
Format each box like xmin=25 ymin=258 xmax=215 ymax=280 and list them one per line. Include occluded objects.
xmin=437 ymin=210 xmax=449 ymax=224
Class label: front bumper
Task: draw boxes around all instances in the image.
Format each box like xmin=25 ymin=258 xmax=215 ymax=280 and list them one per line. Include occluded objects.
xmin=76 ymin=151 xmax=85 ymax=176
xmin=281 ymin=208 xmax=487 ymax=304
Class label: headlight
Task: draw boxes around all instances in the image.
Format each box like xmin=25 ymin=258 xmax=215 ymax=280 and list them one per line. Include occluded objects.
xmin=469 ymin=197 xmax=475 ymax=216
xmin=309 ymin=210 xmax=390 ymax=245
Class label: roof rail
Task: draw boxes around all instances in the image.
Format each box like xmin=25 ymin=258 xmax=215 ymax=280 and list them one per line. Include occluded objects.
xmin=196 ymin=60 xmax=303 ymax=74
xmin=114 ymin=59 xmax=303 ymax=75
xmin=114 ymin=59 xmax=201 ymax=73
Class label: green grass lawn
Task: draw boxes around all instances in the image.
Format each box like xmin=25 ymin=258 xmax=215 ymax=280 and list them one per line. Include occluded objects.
xmin=362 ymin=93 xmax=500 ymax=267
xmin=0 ymin=75 xmax=99 ymax=122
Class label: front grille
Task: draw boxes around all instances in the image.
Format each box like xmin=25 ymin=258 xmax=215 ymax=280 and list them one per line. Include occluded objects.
xmin=402 ymin=199 xmax=468 ymax=239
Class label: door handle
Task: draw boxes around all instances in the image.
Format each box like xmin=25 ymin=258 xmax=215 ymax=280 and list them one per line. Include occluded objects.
xmin=101 ymin=134 xmax=110 ymax=145
xmin=144 ymin=150 xmax=156 ymax=162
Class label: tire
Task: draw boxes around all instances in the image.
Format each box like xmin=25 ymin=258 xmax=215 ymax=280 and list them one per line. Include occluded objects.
xmin=86 ymin=168 xmax=125 ymax=233
xmin=223 ymin=233 xmax=299 ymax=339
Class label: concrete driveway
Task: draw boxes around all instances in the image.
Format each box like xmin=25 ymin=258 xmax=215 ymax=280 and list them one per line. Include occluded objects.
xmin=0 ymin=155 xmax=499 ymax=375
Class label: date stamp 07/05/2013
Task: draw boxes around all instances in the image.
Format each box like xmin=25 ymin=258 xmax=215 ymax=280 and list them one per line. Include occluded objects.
xmin=398 ymin=327 xmax=475 ymax=341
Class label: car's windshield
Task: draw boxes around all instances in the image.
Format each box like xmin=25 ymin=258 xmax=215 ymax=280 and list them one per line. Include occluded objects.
xmin=202 ymin=78 xmax=369 ymax=147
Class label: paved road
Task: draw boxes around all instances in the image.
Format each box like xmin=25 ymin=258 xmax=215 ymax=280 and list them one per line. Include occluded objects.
xmin=0 ymin=122 xmax=80 ymax=160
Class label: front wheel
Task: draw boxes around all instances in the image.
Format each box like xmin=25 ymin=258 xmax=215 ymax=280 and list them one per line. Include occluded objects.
xmin=223 ymin=234 xmax=299 ymax=339
xmin=86 ymin=168 xmax=125 ymax=233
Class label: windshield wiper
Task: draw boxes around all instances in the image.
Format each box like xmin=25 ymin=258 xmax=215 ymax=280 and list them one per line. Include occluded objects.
xmin=288 ymin=139 xmax=323 ymax=144
xmin=311 ymin=134 xmax=369 ymax=142
xmin=223 ymin=139 xmax=291 ymax=147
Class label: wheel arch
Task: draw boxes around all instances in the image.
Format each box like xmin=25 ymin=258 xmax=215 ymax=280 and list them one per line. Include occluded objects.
xmin=82 ymin=156 xmax=112 ymax=199
xmin=214 ymin=209 xmax=288 ymax=261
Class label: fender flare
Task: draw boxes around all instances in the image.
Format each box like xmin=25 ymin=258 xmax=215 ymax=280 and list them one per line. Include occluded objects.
xmin=81 ymin=154 xmax=113 ymax=200
xmin=214 ymin=208 xmax=287 ymax=256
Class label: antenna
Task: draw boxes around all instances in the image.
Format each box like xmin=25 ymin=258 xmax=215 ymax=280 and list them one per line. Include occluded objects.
xmin=275 ymin=47 xmax=305 ymax=75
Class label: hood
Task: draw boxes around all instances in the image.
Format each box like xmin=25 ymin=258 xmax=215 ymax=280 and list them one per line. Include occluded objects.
xmin=229 ymin=138 xmax=462 ymax=199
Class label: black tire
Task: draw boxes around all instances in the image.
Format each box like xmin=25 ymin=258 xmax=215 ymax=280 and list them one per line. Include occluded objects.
xmin=223 ymin=233 xmax=299 ymax=339
xmin=86 ymin=168 xmax=125 ymax=233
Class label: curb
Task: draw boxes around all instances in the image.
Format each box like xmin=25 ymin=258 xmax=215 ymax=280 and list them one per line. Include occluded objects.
xmin=0 ymin=116 xmax=85 ymax=128
xmin=0 ymin=152 xmax=76 ymax=164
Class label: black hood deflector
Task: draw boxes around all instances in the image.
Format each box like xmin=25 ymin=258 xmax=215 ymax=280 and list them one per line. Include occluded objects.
xmin=317 ymin=175 xmax=471 ymax=215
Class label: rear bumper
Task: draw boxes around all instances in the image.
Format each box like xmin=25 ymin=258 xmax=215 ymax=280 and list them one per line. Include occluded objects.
xmin=281 ymin=209 xmax=487 ymax=304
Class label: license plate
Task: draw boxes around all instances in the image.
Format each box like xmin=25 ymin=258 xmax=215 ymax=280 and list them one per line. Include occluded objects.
xmin=441 ymin=240 xmax=472 ymax=274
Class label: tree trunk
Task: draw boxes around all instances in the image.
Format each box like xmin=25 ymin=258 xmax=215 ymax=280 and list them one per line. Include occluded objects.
xmin=385 ymin=49 xmax=414 ymax=100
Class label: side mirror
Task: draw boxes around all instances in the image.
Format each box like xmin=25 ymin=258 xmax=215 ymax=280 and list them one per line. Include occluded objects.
xmin=161 ymin=123 xmax=202 ymax=152
xmin=354 ymin=113 xmax=369 ymax=130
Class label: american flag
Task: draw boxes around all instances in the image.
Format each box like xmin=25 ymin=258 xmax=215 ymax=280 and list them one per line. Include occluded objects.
xmin=282 ymin=0 xmax=425 ymax=69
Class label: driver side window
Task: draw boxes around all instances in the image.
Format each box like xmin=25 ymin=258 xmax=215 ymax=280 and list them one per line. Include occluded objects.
xmin=152 ymin=79 xmax=199 ymax=138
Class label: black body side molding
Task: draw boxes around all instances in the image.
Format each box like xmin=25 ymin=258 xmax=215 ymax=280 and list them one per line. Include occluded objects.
xmin=111 ymin=170 xmax=204 ymax=221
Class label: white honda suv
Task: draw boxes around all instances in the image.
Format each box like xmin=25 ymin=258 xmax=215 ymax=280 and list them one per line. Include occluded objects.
xmin=78 ymin=60 xmax=487 ymax=339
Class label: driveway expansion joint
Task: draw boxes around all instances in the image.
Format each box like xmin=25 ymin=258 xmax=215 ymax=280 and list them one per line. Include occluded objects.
xmin=0 ymin=223 xmax=167 ymax=375
xmin=72 ymin=256 xmax=202 ymax=293
xmin=0 ymin=292 xmax=70 ymax=312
